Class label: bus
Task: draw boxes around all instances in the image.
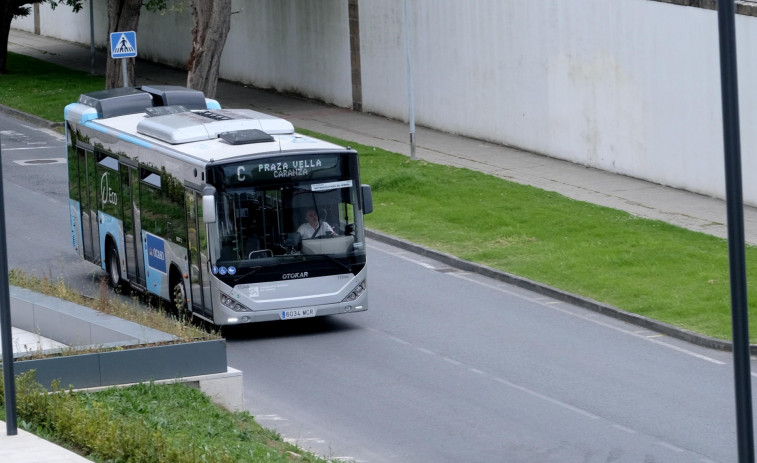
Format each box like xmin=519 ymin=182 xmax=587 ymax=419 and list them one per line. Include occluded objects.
xmin=65 ymin=85 xmax=373 ymax=326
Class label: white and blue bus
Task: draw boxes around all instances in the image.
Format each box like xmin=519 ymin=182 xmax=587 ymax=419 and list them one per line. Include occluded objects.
xmin=65 ymin=85 xmax=372 ymax=326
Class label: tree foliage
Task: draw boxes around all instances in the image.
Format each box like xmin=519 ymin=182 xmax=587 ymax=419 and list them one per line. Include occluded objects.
xmin=0 ymin=1 xmax=83 ymax=74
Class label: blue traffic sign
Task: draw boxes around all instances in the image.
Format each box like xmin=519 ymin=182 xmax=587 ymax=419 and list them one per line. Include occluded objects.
xmin=110 ymin=31 xmax=137 ymax=59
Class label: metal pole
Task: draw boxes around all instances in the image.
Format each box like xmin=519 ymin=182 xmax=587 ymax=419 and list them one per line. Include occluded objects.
xmin=89 ymin=0 xmax=95 ymax=75
xmin=121 ymin=59 xmax=128 ymax=87
xmin=0 ymin=140 xmax=18 ymax=436
xmin=403 ymin=0 xmax=416 ymax=160
xmin=716 ymin=2 xmax=754 ymax=462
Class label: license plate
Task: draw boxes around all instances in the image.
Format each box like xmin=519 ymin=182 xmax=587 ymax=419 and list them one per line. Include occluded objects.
xmin=280 ymin=308 xmax=316 ymax=320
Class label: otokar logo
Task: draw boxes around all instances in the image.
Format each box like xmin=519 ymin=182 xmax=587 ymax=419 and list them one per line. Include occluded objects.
xmin=282 ymin=272 xmax=309 ymax=280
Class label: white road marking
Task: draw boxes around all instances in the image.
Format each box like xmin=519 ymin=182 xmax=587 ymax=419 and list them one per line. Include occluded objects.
xmin=372 ymin=244 xmax=727 ymax=366
xmin=491 ymin=376 xmax=600 ymax=420
xmin=612 ymin=423 xmax=637 ymax=434
xmin=255 ymin=414 xmax=289 ymax=421
xmin=2 ymin=146 xmax=62 ymax=151
xmin=284 ymin=437 xmax=327 ymax=445
xmin=656 ymin=441 xmax=685 ymax=453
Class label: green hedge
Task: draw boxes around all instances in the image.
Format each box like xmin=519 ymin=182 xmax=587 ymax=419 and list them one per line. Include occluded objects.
xmin=0 ymin=371 xmax=327 ymax=463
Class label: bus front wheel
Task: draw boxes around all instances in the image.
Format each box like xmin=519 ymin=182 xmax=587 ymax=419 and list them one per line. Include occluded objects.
xmin=172 ymin=279 xmax=189 ymax=316
xmin=106 ymin=243 xmax=124 ymax=290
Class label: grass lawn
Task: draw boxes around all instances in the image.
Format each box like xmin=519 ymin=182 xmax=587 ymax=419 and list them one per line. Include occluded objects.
xmin=0 ymin=53 xmax=103 ymax=122
xmin=1 ymin=376 xmax=329 ymax=463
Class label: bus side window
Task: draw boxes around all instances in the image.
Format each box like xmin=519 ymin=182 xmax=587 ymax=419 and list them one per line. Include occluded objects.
xmin=163 ymin=171 xmax=187 ymax=245
xmin=67 ymin=141 xmax=80 ymax=202
xmin=140 ymin=169 xmax=165 ymax=236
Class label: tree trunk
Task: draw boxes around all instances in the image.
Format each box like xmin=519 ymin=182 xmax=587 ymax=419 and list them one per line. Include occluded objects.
xmin=0 ymin=1 xmax=34 ymax=74
xmin=106 ymin=0 xmax=143 ymax=88
xmin=0 ymin=3 xmax=14 ymax=74
xmin=186 ymin=0 xmax=231 ymax=99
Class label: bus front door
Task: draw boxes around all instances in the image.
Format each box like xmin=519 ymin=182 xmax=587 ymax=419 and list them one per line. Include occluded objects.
xmin=186 ymin=190 xmax=213 ymax=319
xmin=121 ymin=164 xmax=145 ymax=286
xmin=77 ymin=148 xmax=99 ymax=263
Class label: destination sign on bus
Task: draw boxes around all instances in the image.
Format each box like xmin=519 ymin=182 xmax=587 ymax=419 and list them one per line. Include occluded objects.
xmin=253 ymin=158 xmax=322 ymax=179
xmin=215 ymin=154 xmax=346 ymax=187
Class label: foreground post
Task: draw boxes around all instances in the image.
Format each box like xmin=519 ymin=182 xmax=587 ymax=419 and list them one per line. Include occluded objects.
xmin=0 ymin=141 xmax=17 ymax=436
xmin=716 ymin=2 xmax=754 ymax=461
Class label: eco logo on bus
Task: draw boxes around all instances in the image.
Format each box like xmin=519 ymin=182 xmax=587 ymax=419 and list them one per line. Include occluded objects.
xmin=100 ymin=172 xmax=118 ymax=206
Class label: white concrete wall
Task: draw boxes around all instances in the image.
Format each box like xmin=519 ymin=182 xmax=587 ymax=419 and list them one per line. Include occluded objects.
xmin=220 ymin=0 xmax=351 ymax=107
xmin=360 ymin=0 xmax=733 ymax=202
xmin=12 ymin=2 xmax=106 ymax=43
xmin=12 ymin=1 xmax=757 ymax=204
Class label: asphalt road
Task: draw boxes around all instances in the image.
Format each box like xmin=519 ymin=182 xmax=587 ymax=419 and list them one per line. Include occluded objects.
xmin=0 ymin=113 xmax=751 ymax=462
xmin=226 ymin=239 xmax=742 ymax=463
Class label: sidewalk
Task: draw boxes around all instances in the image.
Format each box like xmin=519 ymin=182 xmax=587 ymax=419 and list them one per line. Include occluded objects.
xmin=0 ymin=424 xmax=90 ymax=463
xmin=3 ymin=28 xmax=757 ymax=462
xmin=0 ymin=329 xmax=86 ymax=463
xmin=2 ymin=328 xmax=66 ymax=354
xmin=9 ymin=28 xmax=757 ymax=245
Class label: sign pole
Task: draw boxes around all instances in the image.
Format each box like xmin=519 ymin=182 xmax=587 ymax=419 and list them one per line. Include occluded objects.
xmin=0 ymin=140 xmax=18 ymax=436
xmin=122 ymin=59 xmax=128 ymax=87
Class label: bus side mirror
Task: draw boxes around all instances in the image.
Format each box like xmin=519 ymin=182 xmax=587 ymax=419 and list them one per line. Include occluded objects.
xmin=202 ymin=186 xmax=217 ymax=223
xmin=361 ymin=184 xmax=373 ymax=214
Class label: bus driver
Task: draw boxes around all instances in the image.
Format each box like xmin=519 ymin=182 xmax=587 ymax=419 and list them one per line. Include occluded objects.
xmin=297 ymin=208 xmax=336 ymax=239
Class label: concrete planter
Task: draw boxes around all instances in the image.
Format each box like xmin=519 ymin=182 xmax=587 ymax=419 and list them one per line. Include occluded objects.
xmin=5 ymin=287 xmax=243 ymax=410
xmin=14 ymin=339 xmax=228 ymax=390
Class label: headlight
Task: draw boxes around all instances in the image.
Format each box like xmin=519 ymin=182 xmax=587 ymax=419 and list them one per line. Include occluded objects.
xmin=221 ymin=293 xmax=252 ymax=312
xmin=342 ymin=279 xmax=366 ymax=302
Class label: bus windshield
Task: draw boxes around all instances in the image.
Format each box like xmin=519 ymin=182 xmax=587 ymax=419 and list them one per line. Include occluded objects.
xmin=210 ymin=179 xmax=366 ymax=278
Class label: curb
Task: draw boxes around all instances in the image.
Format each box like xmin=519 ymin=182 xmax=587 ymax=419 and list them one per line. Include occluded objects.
xmin=366 ymin=229 xmax=747 ymax=354
xmin=0 ymin=104 xmax=63 ymax=129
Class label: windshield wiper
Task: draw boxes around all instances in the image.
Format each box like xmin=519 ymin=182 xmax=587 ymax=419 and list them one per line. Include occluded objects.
xmin=316 ymin=253 xmax=352 ymax=274
xmin=231 ymin=265 xmax=263 ymax=283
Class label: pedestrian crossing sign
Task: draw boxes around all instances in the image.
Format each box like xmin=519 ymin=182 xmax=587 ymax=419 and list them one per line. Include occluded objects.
xmin=110 ymin=31 xmax=137 ymax=59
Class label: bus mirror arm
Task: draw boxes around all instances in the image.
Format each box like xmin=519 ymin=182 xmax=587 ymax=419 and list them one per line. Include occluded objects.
xmin=202 ymin=186 xmax=217 ymax=223
xmin=361 ymin=184 xmax=373 ymax=214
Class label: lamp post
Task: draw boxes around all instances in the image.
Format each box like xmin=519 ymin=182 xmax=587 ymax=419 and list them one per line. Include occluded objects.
xmin=716 ymin=2 xmax=754 ymax=461
xmin=0 ymin=140 xmax=17 ymax=436
xmin=403 ymin=0 xmax=416 ymax=160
